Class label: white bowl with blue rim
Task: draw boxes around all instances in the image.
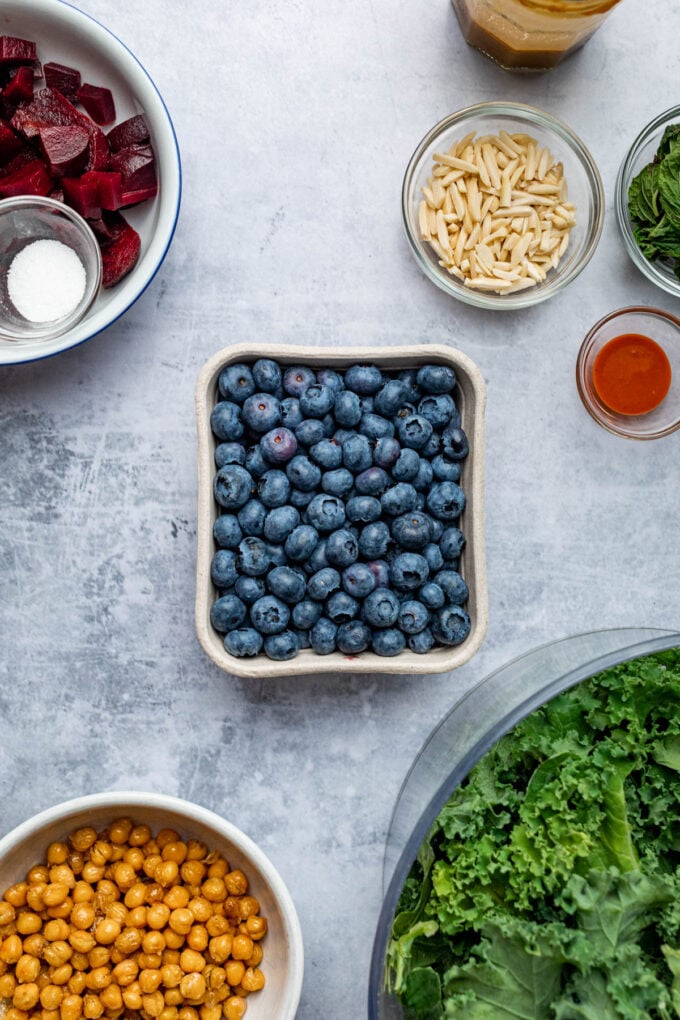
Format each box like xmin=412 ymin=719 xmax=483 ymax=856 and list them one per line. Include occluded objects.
xmin=0 ymin=0 xmax=181 ymax=365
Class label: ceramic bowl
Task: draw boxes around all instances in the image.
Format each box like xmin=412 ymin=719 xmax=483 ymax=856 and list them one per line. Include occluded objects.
xmin=195 ymin=343 xmax=488 ymax=678
xmin=402 ymin=101 xmax=604 ymax=309
xmin=0 ymin=0 xmax=181 ymax=365
xmin=0 ymin=791 xmax=304 ymax=1020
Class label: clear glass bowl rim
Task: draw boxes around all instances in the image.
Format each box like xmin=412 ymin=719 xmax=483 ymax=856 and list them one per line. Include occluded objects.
xmin=368 ymin=626 xmax=680 ymax=1018
xmin=615 ymin=103 xmax=680 ymax=298
xmin=402 ymin=100 xmax=605 ymax=310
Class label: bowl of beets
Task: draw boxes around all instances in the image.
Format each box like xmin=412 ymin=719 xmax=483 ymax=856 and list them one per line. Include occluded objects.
xmin=195 ymin=344 xmax=488 ymax=678
xmin=0 ymin=0 xmax=181 ymax=364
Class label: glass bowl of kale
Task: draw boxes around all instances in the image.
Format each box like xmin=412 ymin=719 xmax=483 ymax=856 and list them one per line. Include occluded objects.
xmin=369 ymin=627 xmax=680 ymax=1019
xmin=616 ymin=105 xmax=680 ymax=297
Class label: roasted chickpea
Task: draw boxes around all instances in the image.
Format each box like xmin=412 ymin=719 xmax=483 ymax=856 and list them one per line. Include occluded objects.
xmin=199 ymin=1006 xmax=221 ymax=1020
xmin=0 ymin=971 xmax=16 ymax=997
xmin=224 ymin=961 xmax=244 ymax=988
xmin=60 ymin=992 xmax=84 ymax=1020
xmin=230 ymin=936 xmax=253 ymax=962
xmin=111 ymin=959 xmax=138 ymax=986
xmin=121 ymin=981 xmax=142 ymax=1010
xmin=15 ymin=955 xmax=41 ymax=984
xmin=163 ymin=930 xmax=185 ymax=951
xmin=13 ymin=981 xmax=40 ymax=1010
xmin=49 ymin=965 xmax=73 ymax=987
xmin=207 ymin=935 xmax=232 ymax=965
xmin=180 ymin=862 xmax=205 ymax=887
xmin=107 ymin=820 xmax=133 ymax=846
xmin=28 ymin=865 xmax=49 ymax=885
xmin=137 ymin=953 xmax=162 ymax=971
xmin=87 ymin=948 xmax=110 ymax=970
xmin=163 ymin=886 xmax=190 ymax=911
xmin=123 ymin=883 xmax=147 ymax=909
xmin=185 ymin=842 xmax=208 ymax=862
xmin=26 ymin=885 xmax=46 ymax=911
xmin=206 ymin=860 xmax=228 ymax=880
xmin=188 ymin=899 xmax=212 ymax=925
xmin=223 ymin=995 xmax=247 ymax=1020
xmin=125 ymin=907 xmax=147 ymax=929
xmin=4 ymin=884 xmax=28 ymax=908
xmin=240 ymin=967 xmax=264 ymax=993
xmin=155 ymin=831 xmax=181 ymax=851
xmin=1 ymin=935 xmax=23 ymax=964
xmin=201 ymin=880 xmax=225 ymax=904
xmin=155 ymin=862 xmax=179 ymax=889
xmin=46 ymin=844 xmax=69 ymax=866
xmin=164 ymin=988 xmax=183 ymax=1007
xmin=205 ymin=916 xmax=228 ymax=938
xmin=159 ymin=1008 xmax=179 ymax=1020
xmin=82 ymin=992 xmax=103 ymax=1019
xmin=16 ymin=912 xmax=43 ymax=935
xmin=70 ymin=904 xmax=95 ymax=932
xmin=103 ymin=902 xmax=126 ymax=926
xmin=111 ymin=864 xmax=135 ymax=892
xmin=69 ymin=829 xmax=97 ymax=853
xmin=168 ymin=909 xmax=193 ymax=936
xmin=113 ymin=927 xmax=142 ymax=955
xmin=0 ymin=901 xmax=16 ymax=926
xmin=244 ymin=916 xmax=267 ymax=941
xmin=127 ymin=825 xmax=152 ymax=848
xmin=71 ymin=883 xmax=93 ymax=905
xmin=94 ymin=920 xmax=120 ymax=946
xmin=142 ymin=990 xmax=165 ymax=1017
xmin=178 ymin=1008 xmax=199 ymax=1020
xmin=146 ymin=905 xmax=170 ymax=931
xmin=44 ymin=920 xmax=71 ymax=942
xmin=160 ymin=963 xmax=183 ymax=989
xmin=40 ymin=985 xmax=64 ymax=1011
xmin=80 ymin=865 xmax=104 ymax=886
xmin=143 ymin=856 xmax=163 ymax=881
xmin=98 ymin=984 xmax=122 ymax=1011
xmin=145 ymin=883 xmax=165 ymax=905
xmin=66 ymin=853 xmax=84 ymax=878
xmin=244 ymin=943 xmax=263 ymax=968
xmin=44 ymin=942 xmax=73 ymax=968
xmin=179 ymin=972 xmax=206 ymax=1001
xmin=88 ymin=844 xmax=112 ymax=869
xmin=179 ymin=949 xmax=205 ymax=974
xmin=85 ymin=967 xmax=111 ymax=991
xmin=123 ymin=847 xmax=144 ymax=871
xmin=68 ymin=932 xmax=95 ymax=955
xmin=142 ymin=931 xmax=166 ymax=955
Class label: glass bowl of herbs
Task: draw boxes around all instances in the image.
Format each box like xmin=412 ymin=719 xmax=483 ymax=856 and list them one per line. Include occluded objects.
xmin=616 ymin=105 xmax=680 ymax=297
xmin=368 ymin=627 xmax=680 ymax=1019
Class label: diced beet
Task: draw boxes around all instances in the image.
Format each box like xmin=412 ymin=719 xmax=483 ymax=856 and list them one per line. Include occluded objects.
xmin=11 ymin=86 xmax=79 ymax=137
xmin=120 ymin=184 xmax=158 ymax=207
xmin=62 ymin=174 xmax=101 ymax=219
xmin=109 ymin=143 xmax=156 ymax=193
xmin=0 ymin=146 xmax=38 ymax=178
xmin=3 ymin=67 xmax=34 ymax=103
xmin=39 ymin=123 xmax=90 ymax=176
xmin=0 ymin=158 xmax=53 ymax=197
xmin=77 ymin=83 xmax=115 ymax=125
xmin=49 ymin=184 xmax=65 ymax=203
xmin=84 ymin=124 xmax=109 ymax=171
xmin=80 ymin=169 xmax=123 ymax=210
xmin=0 ymin=36 xmax=37 ymax=67
xmin=43 ymin=62 xmax=81 ymax=102
xmin=106 ymin=113 xmax=150 ymax=152
xmin=97 ymin=211 xmax=141 ymax=288
xmin=0 ymin=119 xmax=23 ymax=162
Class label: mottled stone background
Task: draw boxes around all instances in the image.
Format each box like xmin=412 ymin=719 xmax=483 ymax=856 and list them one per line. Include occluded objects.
xmin=1 ymin=1 xmax=679 ymax=1016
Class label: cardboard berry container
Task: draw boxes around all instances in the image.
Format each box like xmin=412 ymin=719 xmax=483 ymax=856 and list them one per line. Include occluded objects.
xmin=195 ymin=343 xmax=488 ymax=677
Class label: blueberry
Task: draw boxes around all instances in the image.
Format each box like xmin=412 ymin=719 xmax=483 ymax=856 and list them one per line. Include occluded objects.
xmin=374 ymin=379 xmax=409 ymax=417
xmin=321 ymin=468 xmax=354 ymax=498
xmin=334 ymin=391 xmax=362 ymax=426
xmin=422 ymin=433 xmax=441 ymax=460
xmin=310 ymin=617 xmax=338 ymax=655
xmin=292 ymin=600 xmax=323 ymax=630
xmin=242 ymin=392 xmax=280 ymax=433
xmin=342 ymin=434 xmax=372 ymax=473
xmin=234 ymin=575 xmax=267 ymax=605
xmin=325 ymin=529 xmax=359 ymax=569
xmin=432 ymin=605 xmax=471 ymax=645
xmin=344 ymin=364 xmax=383 ymax=395
xmin=327 ymin=591 xmax=360 ymax=624
xmin=215 ymin=442 xmax=246 ymax=468
xmin=293 ymin=627 xmax=312 ymax=650
xmin=284 ymin=524 xmax=320 ymax=562
xmin=237 ymin=499 xmax=266 ymax=537
xmin=398 ymin=414 xmax=433 ymax=451
xmin=245 ymin=445 xmax=268 ymax=479
xmin=373 ymin=436 xmax=401 ymax=469
xmin=367 ymin=560 xmax=390 ymax=588
xmin=372 ymin=629 xmax=405 ymax=656
xmin=265 ymin=543 xmax=288 ymax=567
xmin=252 ymin=358 xmax=282 ymax=394
xmin=317 ymin=368 xmax=344 ymax=394
xmin=419 ymin=582 xmax=445 ymax=610
xmin=290 ymin=488 xmax=315 ymax=510
xmin=441 ymin=426 xmax=469 ymax=461
xmin=263 ymin=505 xmax=300 ymax=543
xmin=260 ymin=427 xmax=298 ymax=464
xmin=295 ymin=419 xmax=325 ymax=447
xmin=238 ymin=537 xmax=270 ymax=576
xmin=396 ymin=401 xmax=417 ymax=421
xmin=310 ymin=438 xmax=343 ymax=470
xmin=391 ymin=511 xmax=432 ymax=550
xmin=306 ymin=494 xmax=346 ymax=532
xmin=413 ymin=459 xmax=434 ymax=492
xmin=429 ymin=519 xmax=444 ymax=542
xmin=417 ymin=394 xmax=457 ymax=429
xmin=434 ymin=570 xmax=469 ymax=605
xmin=300 ymin=383 xmax=335 ymax=418
xmin=210 ymin=594 xmax=247 ymax=633
xmin=213 ymin=515 xmax=242 ymax=549
xmin=355 ymin=466 xmax=390 ymax=496
xmin=346 ymin=496 xmax=382 ymax=524
xmin=336 ymin=620 xmax=371 ymax=654
xmin=359 ymin=413 xmax=394 ymax=441
xmin=210 ymin=401 xmax=244 ymax=442
xmin=417 ymin=364 xmax=457 ymax=394
xmin=211 ymin=549 xmax=238 ymax=589
xmin=286 ymin=455 xmax=322 ymax=492
xmin=359 ymin=396 xmax=375 ymax=414
xmin=264 ymin=631 xmax=300 ymax=660
xmin=250 ymin=595 xmax=290 ymax=635
xmin=283 ymin=365 xmax=316 ymax=397
xmin=423 ymin=542 xmax=444 ymax=573
xmin=439 ymin=527 xmax=465 ymax=560
xmin=214 ymin=465 xmax=253 ymax=510
xmin=409 ymin=628 xmax=435 ymax=654
xmin=392 ymin=448 xmax=421 ymax=482
xmin=321 ymin=413 xmax=336 ymax=438
xmin=381 ymin=483 xmax=418 ymax=517
xmin=390 ymin=553 xmax=429 ymax=591
xmin=432 ymin=456 xmax=461 ymax=482
xmin=427 ymin=482 xmax=466 ymax=521
xmin=224 ymin=627 xmax=263 ymax=657
xmin=397 ymin=369 xmax=421 ymax=403
xmin=341 ymin=563 xmax=376 ymax=599
xmin=362 ymin=588 xmax=400 ymax=628
xmin=267 ymin=565 xmax=307 ymax=604
xmin=308 ymin=539 xmax=329 ymax=573
xmin=258 ymin=469 xmax=290 ymax=508
xmin=358 ymin=521 xmax=391 ymax=559
xmin=398 ymin=600 xmax=430 ymax=635
xmin=307 ymin=567 xmax=341 ymax=602
xmin=218 ymin=363 xmax=255 ymax=403
xmin=333 ymin=428 xmax=356 ymax=445
xmin=280 ymin=397 xmax=303 ymax=429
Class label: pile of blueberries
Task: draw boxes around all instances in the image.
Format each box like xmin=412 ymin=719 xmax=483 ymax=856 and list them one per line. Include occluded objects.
xmin=209 ymin=359 xmax=471 ymax=661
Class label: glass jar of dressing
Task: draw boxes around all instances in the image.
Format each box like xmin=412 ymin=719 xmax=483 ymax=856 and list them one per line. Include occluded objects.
xmin=451 ymin=0 xmax=623 ymax=71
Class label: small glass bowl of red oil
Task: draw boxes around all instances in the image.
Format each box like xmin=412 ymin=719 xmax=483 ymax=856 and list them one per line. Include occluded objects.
xmin=576 ymin=306 xmax=680 ymax=439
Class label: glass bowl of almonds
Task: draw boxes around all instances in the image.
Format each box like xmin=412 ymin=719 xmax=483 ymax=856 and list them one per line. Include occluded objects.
xmin=402 ymin=101 xmax=604 ymax=309
xmin=0 ymin=792 xmax=303 ymax=1020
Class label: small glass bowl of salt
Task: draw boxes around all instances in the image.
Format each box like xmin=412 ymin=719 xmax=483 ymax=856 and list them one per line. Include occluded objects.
xmin=0 ymin=195 xmax=102 ymax=343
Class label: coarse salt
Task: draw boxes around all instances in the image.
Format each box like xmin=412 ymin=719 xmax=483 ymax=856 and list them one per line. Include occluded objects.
xmin=7 ymin=238 xmax=87 ymax=323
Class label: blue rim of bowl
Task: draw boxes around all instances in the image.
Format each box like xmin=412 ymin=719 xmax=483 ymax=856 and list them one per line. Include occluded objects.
xmin=615 ymin=104 xmax=680 ymax=298
xmin=402 ymin=101 xmax=605 ymax=310
xmin=5 ymin=0 xmax=182 ymax=366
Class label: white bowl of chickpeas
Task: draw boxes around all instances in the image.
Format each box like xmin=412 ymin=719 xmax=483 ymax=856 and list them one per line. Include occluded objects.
xmin=0 ymin=792 xmax=303 ymax=1020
